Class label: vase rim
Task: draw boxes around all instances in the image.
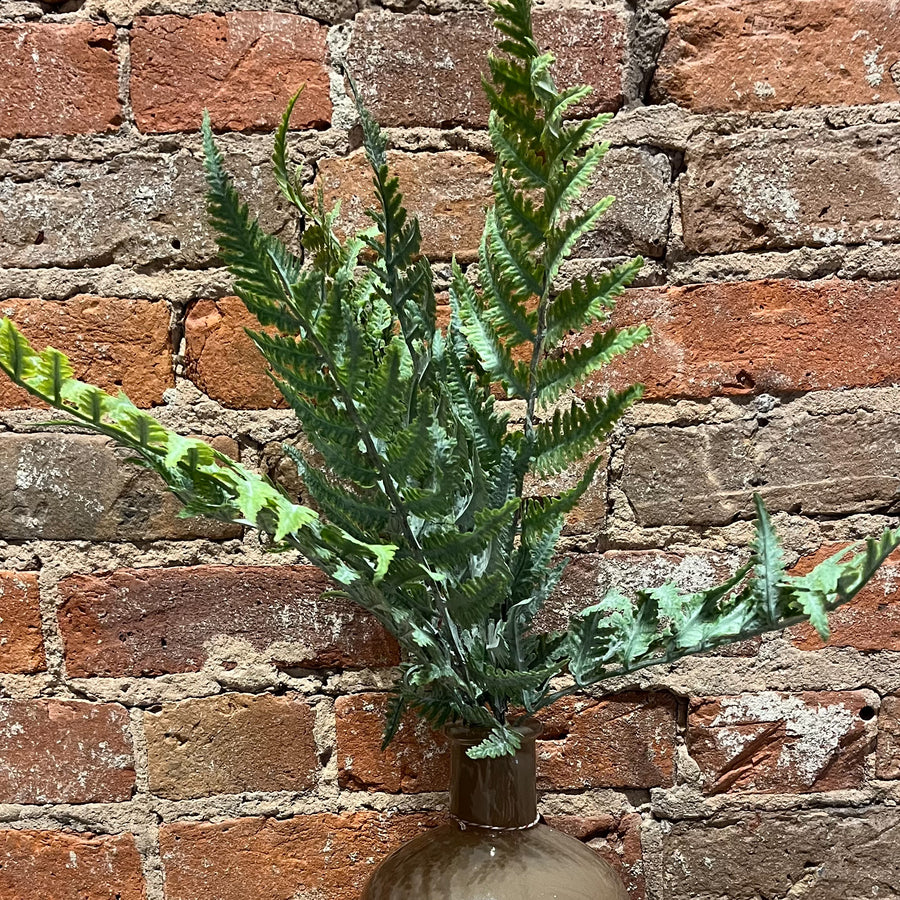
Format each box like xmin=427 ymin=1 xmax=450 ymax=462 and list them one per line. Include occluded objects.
xmin=444 ymin=716 xmax=543 ymax=745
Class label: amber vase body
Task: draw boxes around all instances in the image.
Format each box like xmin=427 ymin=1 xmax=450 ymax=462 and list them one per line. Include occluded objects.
xmin=363 ymin=720 xmax=629 ymax=900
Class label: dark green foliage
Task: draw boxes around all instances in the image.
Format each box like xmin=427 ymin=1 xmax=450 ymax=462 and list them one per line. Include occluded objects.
xmin=1 ymin=0 xmax=898 ymax=759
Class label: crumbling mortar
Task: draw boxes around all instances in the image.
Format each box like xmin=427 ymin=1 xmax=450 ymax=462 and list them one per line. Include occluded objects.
xmin=622 ymin=0 xmax=668 ymax=109
xmin=33 ymin=564 xmax=67 ymax=684
xmin=313 ymin=694 xmax=340 ymax=798
xmin=114 ymin=24 xmax=137 ymax=134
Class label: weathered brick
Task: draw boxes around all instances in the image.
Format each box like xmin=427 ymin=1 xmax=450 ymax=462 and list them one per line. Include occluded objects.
xmin=183 ymin=296 xmax=284 ymax=409
xmin=659 ymin=807 xmax=900 ymax=900
xmin=0 ymin=571 xmax=44 ymax=675
xmin=336 ymin=693 xmax=449 ymax=793
xmin=0 ymin=295 xmax=174 ymax=409
xmin=573 ymin=147 xmax=672 ymax=260
xmin=316 ymin=147 xmax=668 ymax=263
xmin=345 ymin=7 xmax=626 ymax=128
xmin=0 ymin=24 xmax=120 ymax=138
xmin=0 ymin=699 xmax=134 ymax=804
xmin=0 ymin=830 xmax=145 ymax=900
xmin=58 ymin=565 xmax=398 ymax=678
xmin=543 ymin=549 xmax=734 ymax=632
xmin=0 ymin=140 xmax=289 ymax=270
xmin=146 ymin=693 xmax=318 ymax=799
xmin=316 ymin=150 xmax=492 ymax=262
xmin=546 ymin=813 xmax=645 ymax=900
xmin=588 ymin=279 xmax=900 ymax=401
xmin=131 ymin=13 xmax=330 ymax=133
xmin=538 ymin=692 xmax=678 ymax=790
xmin=877 ymin=695 xmax=900 ymax=779
xmin=688 ymin=692 xmax=873 ymax=794
xmin=0 ymin=433 xmax=238 ymax=541
xmin=654 ymin=0 xmax=900 ymax=112
xmin=160 ymin=812 xmax=441 ymax=900
xmin=622 ymin=407 xmax=900 ymax=526
xmin=680 ymin=126 xmax=900 ymax=255
xmin=792 ymin=547 xmax=900 ymax=651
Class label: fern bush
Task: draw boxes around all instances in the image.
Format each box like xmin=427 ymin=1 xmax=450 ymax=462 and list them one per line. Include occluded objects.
xmin=1 ymin=0 xmax=898 ymax=758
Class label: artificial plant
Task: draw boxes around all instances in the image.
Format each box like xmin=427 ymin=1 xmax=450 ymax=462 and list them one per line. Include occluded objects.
xmin=1 ymin=0 xmax=897 ymax=758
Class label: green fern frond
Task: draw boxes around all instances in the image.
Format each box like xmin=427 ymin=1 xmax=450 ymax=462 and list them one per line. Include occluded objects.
xmin=272 ymin=88 xmax=310 ymax=215
xmin=545 ymin=258 xmax=644 ymax=347
xmin=536 ymin=325 xmax=650 ymax=404
xmin=750 ymin=494 xmax=786 ymax=627
xmin=2 ymin=0 xmax=897 ymax=761
xmin=450 ymin=261 xmax=529 ymax=395
xmin=0 ymin=321 xmax=395 ymax=582
xmin=533 ymin=386 xmax=644 ymax=474
xmin=466 ymin=722 xmax=524 ymax=759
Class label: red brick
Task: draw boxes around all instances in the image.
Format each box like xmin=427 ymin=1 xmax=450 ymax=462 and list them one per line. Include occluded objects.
xmin=146 ymin=693 xmax=318 ymax=799
xmin=58 ymin=565 xmax=398 ymax=678
xmin=791 ymin=547 xmax=900 ymax=652
xmin=183 ymin=297 xmax=284 ymax=409
xmin=654 ymin=0 xmax=900 ymax=112
xmin=131 ymin=13 xmax=330 ymax=133
xmin=0 ymin=571 xmax=44 ymax=674
xmin=584 ymin=279 xmax=900 ymax=401
xmin=336 ymin=693 xmax=449 ymax=793
xmin=0 ymin=296 xmax=174 ymax=409
xmin=160 ymin=812 xmax=441 ymax=900
xmin=688 ymin=692 xmax=873 ymax=794
xmin=315 ymin=151 xmax=492 ymax=262
xmin=0 ymin=24 xmax=120 ymax=138
xmin=877 ymin=695 xmax=900 ymax=779
xmin=546 ymin=813 xmax=645 ymax=900
xmin=0 ymin=830 xmax=145 ymax=900
xmin=0 ymin=699 xmax=134 ymax=804
xmin=538 ymin=693 xmax=678 ymax=790
xmin=346 ymin=7 xmax=625 ymax=127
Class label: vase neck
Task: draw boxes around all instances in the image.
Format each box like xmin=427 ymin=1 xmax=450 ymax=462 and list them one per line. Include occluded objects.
xmin=446 ymin=719 xmax=541 ymax=830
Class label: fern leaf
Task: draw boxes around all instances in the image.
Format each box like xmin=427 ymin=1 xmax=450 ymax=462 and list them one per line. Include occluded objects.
xmin=544 ymin=142 xmax=610 ymax=226
xmin=272 ymin=88 xmax=309 ymax=214
xmin=446 ymin=571 xmax=509 ymax=628
xmin=422 ymin=499 xmax=519 ymax=566
xmin=750 ymin=494 xmax=785 ymax=627
xmin=533 ymin=386 xmax=644 ymax=474
xmin=536 ymin=325 xmax=650 ymax=404
xmin=544 ymin=197 xmax=615 ymax=286
xmin=486 ymin=209 xmax=543 ymax=298
xmin=467 ymin=722 xmax=523 ymax=760
xmin=545 ymin=258 xmax=644 ymax=347
xmin=488 ymin=112 xmax=549 ymax=188
xmin=451 ymin=260 xmax=528 ymax=395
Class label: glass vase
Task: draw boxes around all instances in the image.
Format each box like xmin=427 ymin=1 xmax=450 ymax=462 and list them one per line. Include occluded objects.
xmin=363 ymin=719 xmax=629 ymax=899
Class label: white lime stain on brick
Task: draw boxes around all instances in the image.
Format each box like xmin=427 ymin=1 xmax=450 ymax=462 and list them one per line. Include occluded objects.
xmin=863 ymin=46 xmax=886 ymax=87
xmin=710 ymin=692 xmax=857 ymax=785
xmin=732 ymin=161 xmax=800 ymax=225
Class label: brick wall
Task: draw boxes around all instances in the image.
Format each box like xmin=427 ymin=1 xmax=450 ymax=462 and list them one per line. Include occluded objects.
xmin=1 ymin=1 xmax=899 ymax=898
